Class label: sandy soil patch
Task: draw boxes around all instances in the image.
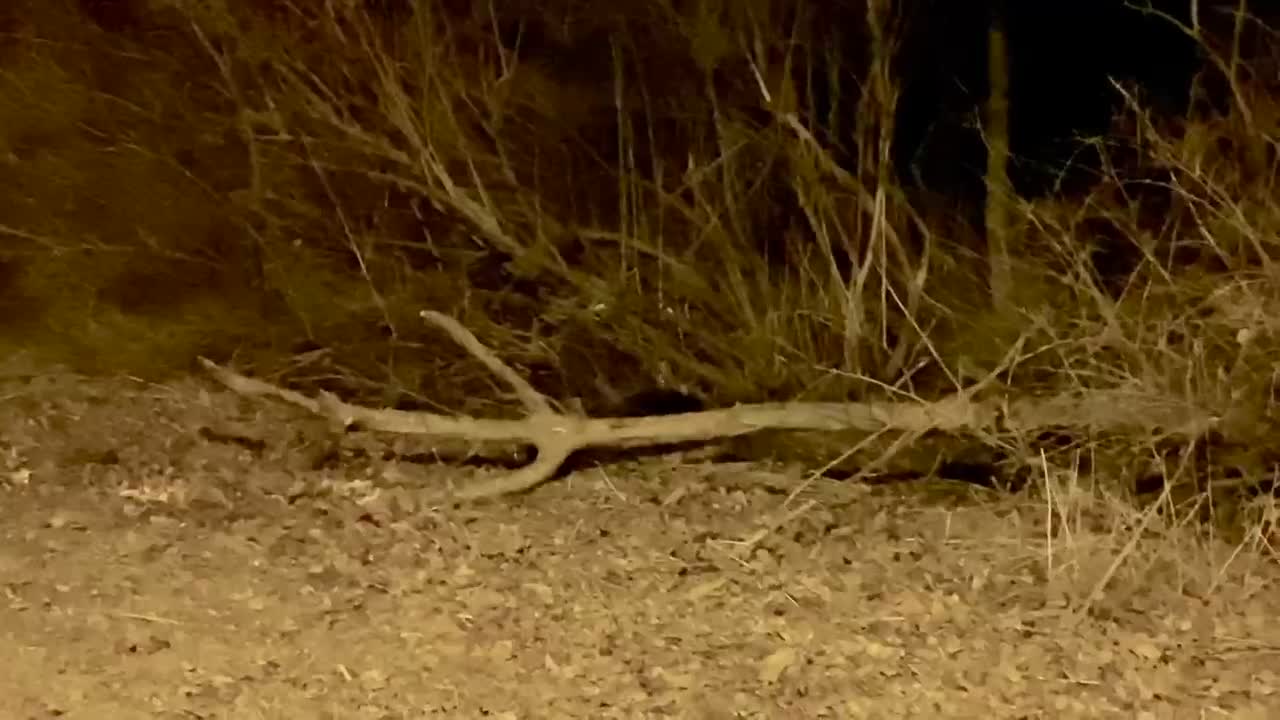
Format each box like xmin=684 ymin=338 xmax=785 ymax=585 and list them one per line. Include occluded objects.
xmin=1 ymin=372 xmax=1277 ymax=718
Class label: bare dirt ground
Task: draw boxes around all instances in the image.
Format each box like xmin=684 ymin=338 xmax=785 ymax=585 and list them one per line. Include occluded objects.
xmin=2 ymin=366 xmax=1279 ymax=719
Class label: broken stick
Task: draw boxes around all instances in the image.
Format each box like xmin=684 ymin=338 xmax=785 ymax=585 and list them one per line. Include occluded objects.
xmin=199 ymin=312 xmax=1215 ymax=500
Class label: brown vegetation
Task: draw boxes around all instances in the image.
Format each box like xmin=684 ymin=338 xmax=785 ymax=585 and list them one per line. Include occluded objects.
xmin=2 ymin=2 xmax=1279 ymax=714
xmin=0 ymin=0 xmax=1276 ymax=509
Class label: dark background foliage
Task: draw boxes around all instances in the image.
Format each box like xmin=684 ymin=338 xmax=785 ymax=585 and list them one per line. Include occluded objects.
xmin=0 ymin=0 xmax=1274 ymax=416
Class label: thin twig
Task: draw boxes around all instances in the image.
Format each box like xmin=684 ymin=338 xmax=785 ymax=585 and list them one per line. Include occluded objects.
xmin=421 ymin=310 xmax=554 ymax=416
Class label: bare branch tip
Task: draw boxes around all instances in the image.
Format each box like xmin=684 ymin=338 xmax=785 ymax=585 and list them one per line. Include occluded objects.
xmin=419 ymin=309 xmax=553 ymax=417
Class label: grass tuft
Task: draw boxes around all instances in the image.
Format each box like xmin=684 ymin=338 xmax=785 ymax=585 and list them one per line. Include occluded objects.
xmin=0 ymin=0 xmax=1276 ymax=534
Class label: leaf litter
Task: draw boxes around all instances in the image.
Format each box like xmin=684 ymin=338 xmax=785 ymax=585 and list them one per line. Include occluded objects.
xmin=0 ymin=373 xmax=1277 ymax=718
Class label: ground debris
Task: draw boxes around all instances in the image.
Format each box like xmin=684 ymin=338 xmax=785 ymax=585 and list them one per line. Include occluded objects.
xmin=0 ymin=373 xmax=1277 ymax=718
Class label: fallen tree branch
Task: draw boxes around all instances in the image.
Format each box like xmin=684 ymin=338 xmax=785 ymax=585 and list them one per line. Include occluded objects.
xmin=420 ymin=310 xmax=553 ymax=417
xmin=198 ymin=312 xmax=1218 ymax=500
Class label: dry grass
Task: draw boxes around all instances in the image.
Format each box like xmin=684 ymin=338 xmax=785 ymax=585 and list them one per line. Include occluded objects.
xmin=0 ymin=3 xmax=1277 ymax=526
xmin=151 ymin=0 xmax=952 ymax=405
xmin=3 ymin=5 xmax=1279 ymax=714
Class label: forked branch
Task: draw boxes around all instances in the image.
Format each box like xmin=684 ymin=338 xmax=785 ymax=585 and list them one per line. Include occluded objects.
xmin=199 ymin=312 xmax=1216 ymax=500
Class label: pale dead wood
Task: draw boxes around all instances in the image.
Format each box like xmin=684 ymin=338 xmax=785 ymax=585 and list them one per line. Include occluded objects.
xmin=420 ymin=311 xmax=553 ymax=417
xmin=198 ymin=314 xmax=1218 ymax=500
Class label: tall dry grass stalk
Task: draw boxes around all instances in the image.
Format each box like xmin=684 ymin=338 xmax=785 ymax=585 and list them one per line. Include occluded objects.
xmin=0 ymin=0 xmax=1274 ymax=533
xmin=165 ymin=0 xmax=952 ymax=406
xmin=147 ymin=1 xmax=1280 ymax=525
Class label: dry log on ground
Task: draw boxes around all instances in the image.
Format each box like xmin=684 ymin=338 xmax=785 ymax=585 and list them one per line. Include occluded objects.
xmin=198 ymin=311 xmax=1217 ymax=500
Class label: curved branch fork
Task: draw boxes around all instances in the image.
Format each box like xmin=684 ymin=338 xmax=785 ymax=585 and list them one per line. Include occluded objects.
xmin=199 ymin=312 xmax=1216 ymax=500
